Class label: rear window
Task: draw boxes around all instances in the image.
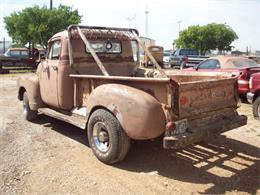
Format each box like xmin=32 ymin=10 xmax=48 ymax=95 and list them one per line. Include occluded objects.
xmin=179 ymin=49 xmax=198 ymax=56
xmin=150 ymin=47 xmax=161 ymax=52
xmin=86 ymin=40 xmax=121 ymax=54
xmin=230 ymin=59 xmax=259 ymax=68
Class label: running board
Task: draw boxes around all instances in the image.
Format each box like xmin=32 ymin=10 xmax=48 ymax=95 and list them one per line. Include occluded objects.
xmin=38 ymin=108 xmax=87 ymax=129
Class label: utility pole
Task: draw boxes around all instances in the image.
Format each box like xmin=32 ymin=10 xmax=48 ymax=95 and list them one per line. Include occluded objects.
xmin=145 ymin=5 xmax=149 ymax=37
xmin=177 ymin=20 xmax=182 ymax=35
xmin=50 ymin=0 xmax=53 ymax=10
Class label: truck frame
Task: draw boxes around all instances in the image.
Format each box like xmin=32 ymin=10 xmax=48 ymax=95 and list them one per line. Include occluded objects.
xmin=18 ymin=25 xmax=247 ymax=164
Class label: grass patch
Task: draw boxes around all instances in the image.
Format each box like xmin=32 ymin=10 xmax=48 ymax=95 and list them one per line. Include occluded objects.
xmin=0 ymin=70 xmax=35 ymax=77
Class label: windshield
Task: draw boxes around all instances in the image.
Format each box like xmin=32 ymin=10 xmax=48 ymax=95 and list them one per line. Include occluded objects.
xmin=164 ymin=52 xmax=170 ymax=57
xmin=230 ymin=59 xmax=259 ymax=68
xmin=179 ymin=49 xmax=198 ymax=56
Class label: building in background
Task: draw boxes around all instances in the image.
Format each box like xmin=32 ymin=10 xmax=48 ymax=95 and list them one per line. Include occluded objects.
xmin=139 ymin=36 xmax=155 ymax=55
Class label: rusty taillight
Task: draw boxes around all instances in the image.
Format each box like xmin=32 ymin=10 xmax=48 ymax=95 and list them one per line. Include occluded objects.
xmin=166 ymin=121 xmax=176 ymax=131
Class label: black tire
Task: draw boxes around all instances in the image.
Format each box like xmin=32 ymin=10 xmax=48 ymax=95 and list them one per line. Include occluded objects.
xmin=23 ymin=92 xmax=37 ymax=121
xmin=180 ymin=62 xmax=186 ymax=70
xmin=87 ymin=109 xmax=131 ymax=164
xmin=253 ymin=96 xmax=260 ymax=118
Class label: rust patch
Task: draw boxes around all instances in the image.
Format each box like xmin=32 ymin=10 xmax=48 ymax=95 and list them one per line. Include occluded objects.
xmin=112 ymin=105 xmax=119 ymax=116
xmin=180 ymin=95 xmax=189 ymax=105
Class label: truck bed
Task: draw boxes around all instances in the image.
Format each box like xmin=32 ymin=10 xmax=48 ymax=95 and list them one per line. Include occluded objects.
xmin=70 ymin=73 xmax=239 ymax=124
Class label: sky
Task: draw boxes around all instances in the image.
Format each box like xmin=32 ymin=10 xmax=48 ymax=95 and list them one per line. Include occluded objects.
xmin=0 ymin=0 xmax=260 ymax=51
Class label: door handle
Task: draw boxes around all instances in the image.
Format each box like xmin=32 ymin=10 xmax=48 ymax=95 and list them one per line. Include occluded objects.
xmin=52 ymin=65 xmax=58 ymax=71
xmin=42 ymin=65 xmax=48 ymax=72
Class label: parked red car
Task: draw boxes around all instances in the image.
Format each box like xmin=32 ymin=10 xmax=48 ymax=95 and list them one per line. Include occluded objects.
xmin=247 ymin=72 xmax=260 ymax=117
xmin=183 ymin=56 xmax=260 ymax=95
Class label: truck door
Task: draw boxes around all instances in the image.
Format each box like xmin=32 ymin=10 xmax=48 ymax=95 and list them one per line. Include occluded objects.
xmin=39 ymin=39 xmax=61 ymax=107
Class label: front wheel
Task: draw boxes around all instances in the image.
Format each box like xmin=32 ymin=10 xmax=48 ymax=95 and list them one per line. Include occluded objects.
xmin=253 ymin=96 xmax=260 ymax=118
xmin=87 ymin=109 xmax=131 ymax=164
xmin=23 ymin=92 xmax=37 ymax=121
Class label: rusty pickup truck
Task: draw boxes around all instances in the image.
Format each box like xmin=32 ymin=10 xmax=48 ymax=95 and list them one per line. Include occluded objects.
xmin=17 ymin=25 xmax=247 ymax=164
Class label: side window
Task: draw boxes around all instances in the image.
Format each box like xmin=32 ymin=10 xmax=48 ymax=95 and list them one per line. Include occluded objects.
xmin=198 ymin=59 xmax=220 ymax=69
xmin=10 ymin=50 xmax=20 ymax=57
xmin=48 ymin=40 xmax=61 ymax=60
xmin=21 ymin=51 xmax=29 ymax=57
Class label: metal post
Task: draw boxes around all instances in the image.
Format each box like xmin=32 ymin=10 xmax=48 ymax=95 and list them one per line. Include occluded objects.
xmin=3 ymin=37 xmax=5 ymax=53
xmin=145 ymin=6 xmax=149 ymax=37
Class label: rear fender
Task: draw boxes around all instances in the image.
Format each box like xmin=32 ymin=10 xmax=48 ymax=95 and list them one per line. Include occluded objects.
xmin=18 ymin=75 xmax=44 ymax=110
xmin=86 ymin=84 xmax=166 ymax=140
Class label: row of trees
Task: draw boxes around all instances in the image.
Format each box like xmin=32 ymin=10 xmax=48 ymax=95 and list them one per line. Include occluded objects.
xmin=4 ymin=5 xmax=82 ymax=48
xmin=4 ymin=6 xmax=238 ymax=53
xmin=174 ymin=23 xmax=238 ymax=54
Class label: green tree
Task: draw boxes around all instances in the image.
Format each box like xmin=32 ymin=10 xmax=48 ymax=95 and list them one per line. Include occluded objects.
xmin=175 ymin=23 xmax=238 ymax=54
xmin=4 ymin=5 xmax=82 ymax=48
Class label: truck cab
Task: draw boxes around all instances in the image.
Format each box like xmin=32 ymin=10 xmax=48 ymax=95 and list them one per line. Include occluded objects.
xmin=143 ymin=45 xmax=164 ymax=68
xmin=37 ymin=30 xmax=138 ymax=110
xmin=247 ymin=72 xmax=260 ymax=117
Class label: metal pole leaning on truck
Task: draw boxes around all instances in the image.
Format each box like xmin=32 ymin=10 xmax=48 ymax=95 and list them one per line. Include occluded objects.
xmin=131 ymin=31 xmax=168 ymax=78
xmin=76 ymin=26 xmax=110 ymax=76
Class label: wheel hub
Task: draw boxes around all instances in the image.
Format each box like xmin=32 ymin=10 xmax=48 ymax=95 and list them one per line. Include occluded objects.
xmin=98 ymin=131 xmax=109 ymax=143
xmin=93 ymin=122 xmax=110 ymax=152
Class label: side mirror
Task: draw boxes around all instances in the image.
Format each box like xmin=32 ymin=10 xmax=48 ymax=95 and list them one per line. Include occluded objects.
xmin=193 ymin=65 xmax=198 ymax=70
xmin=41 ymin=55 xmax=46 ymax=60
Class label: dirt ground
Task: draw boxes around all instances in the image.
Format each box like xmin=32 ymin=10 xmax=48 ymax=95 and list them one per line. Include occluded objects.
xmin=0 ymin=74 xmax=259 ymax=195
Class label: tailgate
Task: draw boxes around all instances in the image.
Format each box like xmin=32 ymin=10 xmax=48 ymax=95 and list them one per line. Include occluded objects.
xmin=171 ymin=77 xmax=238 ymax=119
xmin=164 ymin=76 xmax=247 ymax=149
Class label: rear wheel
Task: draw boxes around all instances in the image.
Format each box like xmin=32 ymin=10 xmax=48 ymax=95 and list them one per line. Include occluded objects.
xmin=253 ymin=96 xmax=260 ymax=118
xmin=23 ymin=92 xmax=37 ymax=121
xmin=180 ymin=62 xmax=186 ymax=70
xmin=87 ymin=109 xmax=131 ymax=164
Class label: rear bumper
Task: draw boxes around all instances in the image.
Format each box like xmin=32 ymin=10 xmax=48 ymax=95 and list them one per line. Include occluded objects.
xmin=163 ymin=115 xmax=247 ymax=149
xmin=246 ymin=92 xmax=254 ymax=104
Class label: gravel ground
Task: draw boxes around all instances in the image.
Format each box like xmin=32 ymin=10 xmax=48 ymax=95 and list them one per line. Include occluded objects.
xmin=0 ymin=75 xmax=259 ymax=195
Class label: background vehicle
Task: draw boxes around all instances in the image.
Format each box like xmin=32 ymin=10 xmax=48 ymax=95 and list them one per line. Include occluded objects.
xmin=163 ymin=51 xmax=171 ymax=67
xmin=247 ymin=72 xmax=260 ymax=117
xmin=183 ymin=56 xmax=260 ymax=95
xmin=247 ymin=56 xmax=260 ymax=64
xmin=0 ymin=47 xmax=44 ymax=73
xmin=1 ymin=48 xmax=36 ymax=66
xmin=17 ymin=25 xmax=246 ymax=164
xmin=169 ymin=48 xmax=208 ymax=69
xmin=143 ymin=45 xmax=164 ymax=68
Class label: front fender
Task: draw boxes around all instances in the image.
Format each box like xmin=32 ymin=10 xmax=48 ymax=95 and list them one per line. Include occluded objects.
xmin=18 ymin=74 xmax=44 ymax=110
xmin=86 ymin=84 xmax=166 ymax=140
